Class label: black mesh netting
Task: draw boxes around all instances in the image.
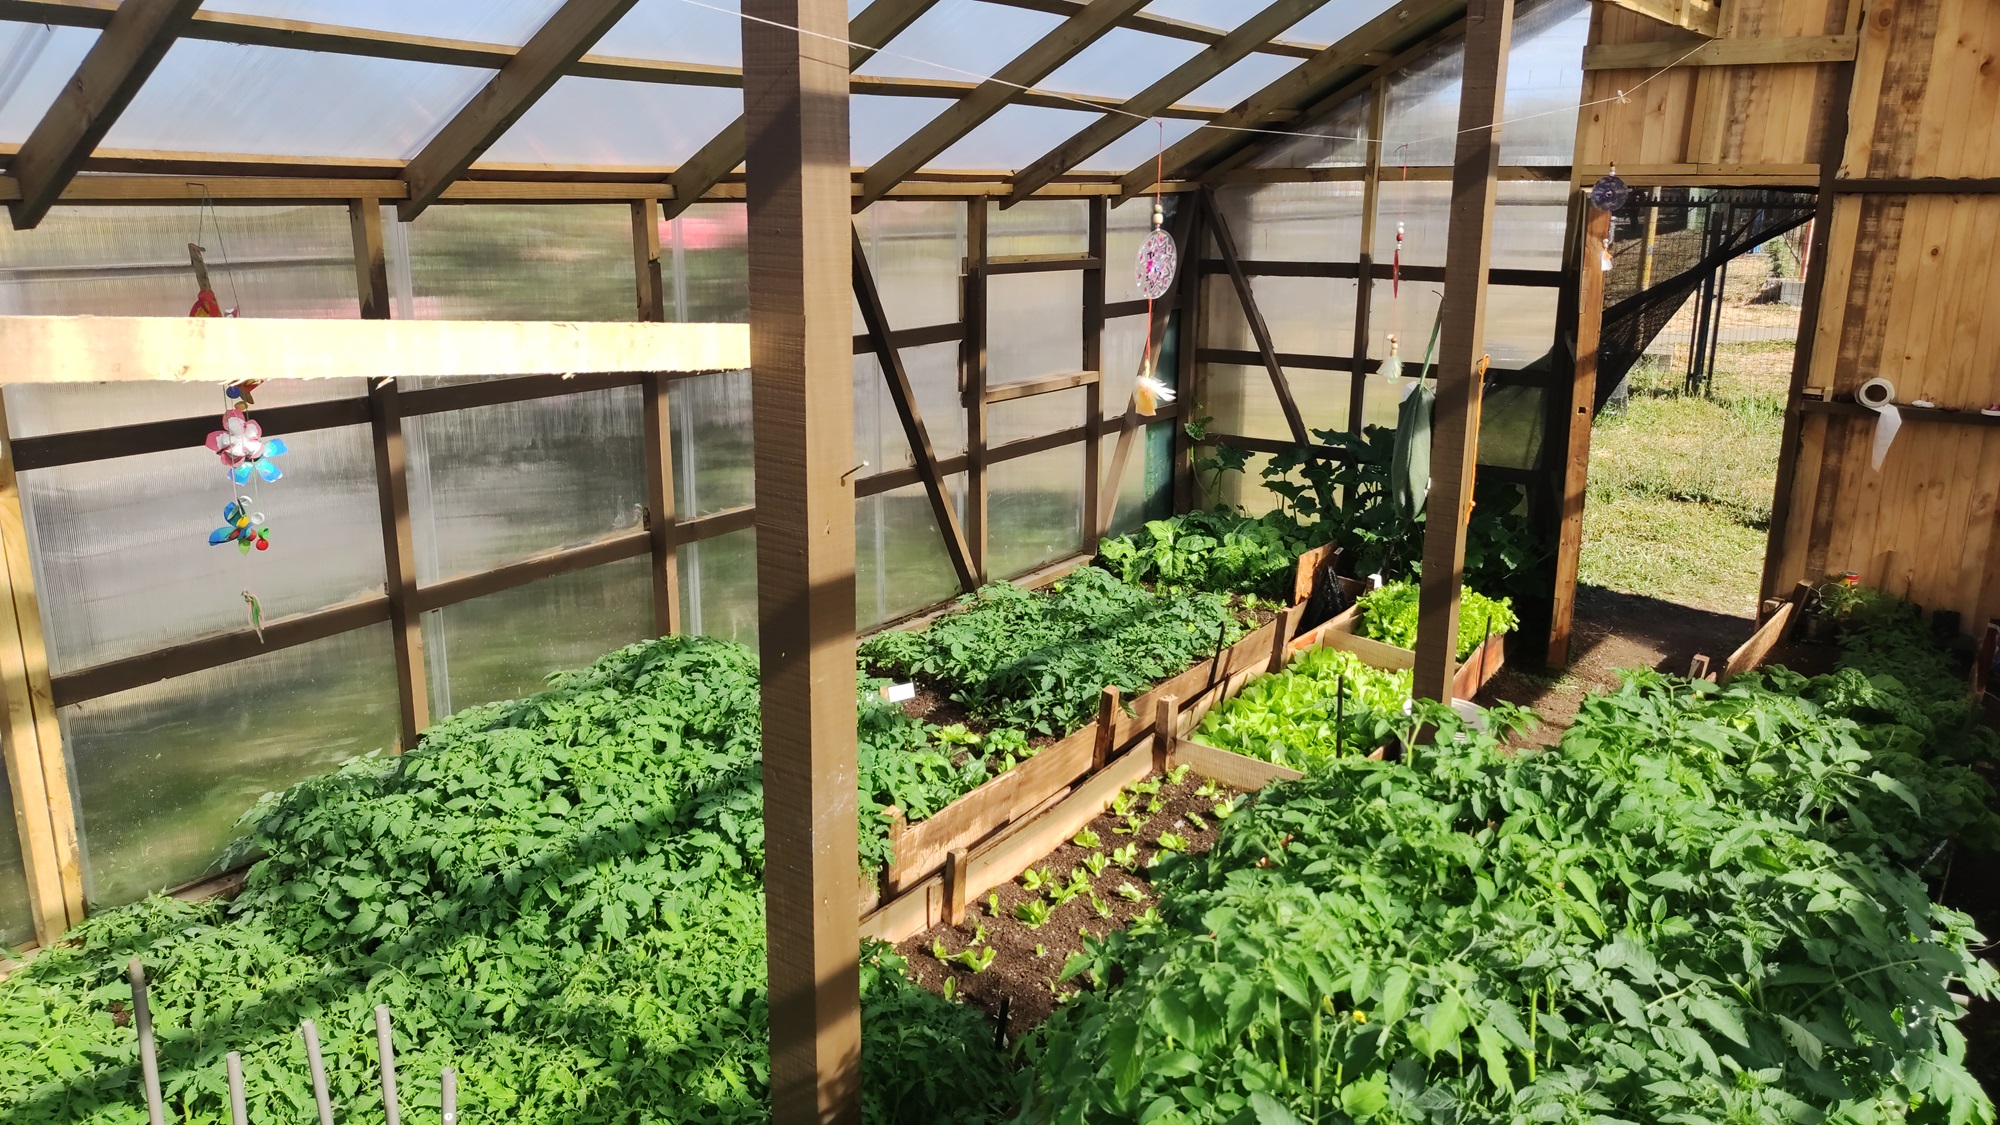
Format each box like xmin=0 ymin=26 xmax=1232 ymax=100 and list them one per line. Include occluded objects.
xmin=1594 ymin=187 xmax=1816 ymax=410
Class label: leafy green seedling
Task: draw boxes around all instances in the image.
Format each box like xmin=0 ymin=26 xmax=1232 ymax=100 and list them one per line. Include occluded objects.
xmin=1082 ymin=852 xmax=1109 ymax=877
xmin=1146 ymin=797 xmax=1166 ymax=815
xmin=942 ymin=977 xmax=958 ymax=1002
xmin=987 ymin=892 xmax=1000 ymax=916
xmin=1071 ymin=827 xmax=1102 ymax=849
xmin=1185 ymin=811 xmax=1208 ymax=833
xmin=1115 ymin=882 xmax=1145 ymax=902
xmin=1110 ymin=791 xmax=1134 ymax=817
xmin=1111 ymin=843 xmax=1139 ymax=868
xmin=947 ymin=946 xmax=995 ymax=974
xmin=1021 ymin=867 xmax=1050 ymax=892
xmin=1014 ymin=899 xmax=1051 ymax=928
xmin=1167 ymin=764 xmax=1192 ymax=786
xmin=1155 ymin=832 xmax=1189 ymax=853
xmin=1034 ymin=943 xmax=1046 ymax=958
xmin=1194 ymin=779 xmax=1223 ymax=800
xmin=1132 ymin=778 xmax=1161 ymax=796
xmin=1212 ymin=797 xmax=1238 ymax=820
xmin=1088 ymin=892 xmax=1112 ymax=919
xmin=969 ymin=922 xmax=988 ymax=947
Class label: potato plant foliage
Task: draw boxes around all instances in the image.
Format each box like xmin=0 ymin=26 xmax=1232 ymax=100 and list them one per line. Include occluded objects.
xmin=0 ymin=636 xmax=1012 ymax=1125
xmin=1355 ymin=582 xmax=1518 ymax=662
xmin=1194 ymin=648 xmax=1412 ymax=769
xmin=860 ymin=567 xmax=1254 ymax=737
xmin=1022 ymin=658 xmax=2000 ymax=1124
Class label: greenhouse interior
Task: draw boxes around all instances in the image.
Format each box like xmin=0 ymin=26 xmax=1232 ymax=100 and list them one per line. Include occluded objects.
xmin=1 ymin=0 xmax=1999 ymax=1119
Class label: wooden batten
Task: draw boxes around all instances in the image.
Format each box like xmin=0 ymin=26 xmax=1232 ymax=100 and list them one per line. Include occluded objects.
xmin=0 ymin=317 xmax=749 ymax=384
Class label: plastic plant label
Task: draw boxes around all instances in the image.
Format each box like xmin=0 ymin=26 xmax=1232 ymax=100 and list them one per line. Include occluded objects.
xmin=881 ymin=682 xmax=917 ymax=703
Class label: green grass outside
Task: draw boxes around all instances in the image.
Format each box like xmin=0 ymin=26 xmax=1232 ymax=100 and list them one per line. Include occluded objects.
xmin=1578 ymin=340 xmax=1789 ymax=617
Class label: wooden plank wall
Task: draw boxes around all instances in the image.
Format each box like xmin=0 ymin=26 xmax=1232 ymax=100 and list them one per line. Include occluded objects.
xmin=1773 ymin=0 xmax=2000 ymax=627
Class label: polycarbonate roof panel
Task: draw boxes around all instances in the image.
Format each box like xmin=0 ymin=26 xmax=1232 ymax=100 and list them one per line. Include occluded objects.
xmin=198 ymin=0 xmax=568 ymax=45
xmin=856 ymin=0 xmax=1060 ymax=81
xmin=488 ymin=78 xmax=742 ymax=166
xmin=596 ymin=0 xmax=744 ymax=66
xmin=1184 ymin=53 xmax=1297 ymax=110
xmin=103 ymin=42 xmax=489 ymax=159
xmin=1136 ymin=0 xmax=1261 ymax=32
xmin=928 ymin=104 xmax=1102 ymax=171
xmin=853 ymin=95 xmax=948 ymax=166
xmin=1076 ymin=117 xmax=1202 ymax=172
xmin=0 ymin=25 xmax=94 ymax=144
xmin=1039 ymin=30 xmax=1203 ymax=101
xmin=1286 ymin=1 xmax=1402 ymax=48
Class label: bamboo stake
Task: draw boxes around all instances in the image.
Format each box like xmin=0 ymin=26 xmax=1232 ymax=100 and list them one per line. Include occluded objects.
xmin=300 ymin=1019 xmax=335 ymax=1125
xmin=127 ymin=959 xmax=165 ymax=1125
xmin=226 ymin=1051 xmax=248 ymax=1125
xmin=441 ymin=1067 xmax=458 ymax=1125
xmin=375 ymin=1006 xmax=400 ymax=1125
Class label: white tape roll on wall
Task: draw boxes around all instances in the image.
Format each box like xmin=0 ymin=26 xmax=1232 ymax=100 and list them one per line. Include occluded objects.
xmin=1857 ymin=377 xmax=1902 ymax=471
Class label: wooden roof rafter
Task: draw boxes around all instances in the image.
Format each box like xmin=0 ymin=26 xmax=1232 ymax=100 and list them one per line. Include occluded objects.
xmin=6 ymin=0 xmax=201 ymax=229
xmin=398 ymin=0 xmax=643 ymax=220
xmin=1003 ymin=0 xmax=1338 ymax=207
xmin=855 ymin=0 xmax=1154 ymax=210
xmin=1112 ymin=0 xmax=1465 ymax=202
xmin=980 ymin=0 xmax=1339 ymax=60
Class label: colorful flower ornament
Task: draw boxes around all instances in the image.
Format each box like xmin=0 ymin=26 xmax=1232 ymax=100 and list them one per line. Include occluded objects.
xmin=209 ymin=498 xmax=272 ymax=554
xmin=206 ymin=409 xmax=287 ymax=484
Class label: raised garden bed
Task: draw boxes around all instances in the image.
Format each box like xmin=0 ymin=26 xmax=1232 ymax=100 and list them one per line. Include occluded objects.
xmin=1289 ymin=591 xmax=1508 ymax=702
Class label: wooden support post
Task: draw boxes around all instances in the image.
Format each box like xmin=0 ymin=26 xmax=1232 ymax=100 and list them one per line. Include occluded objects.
xmin=349 ymin=201 xmax=390 ymax=322
xmin=745 ymin=0 xmax=861 ymax=1118
xmin=1171 ymin=197 xmax=1204 ymax=513
xmin=1091 ymin=686 xmax=1120 ymax=772
xmin=635 ymin=199 xmax=683 ymax=636
xmin=963 ymin=199 xmax=990 ymax=583
xmin=1083 ymin=197 xmax=1107 ymax=540
xmin=1152 ymin=693 xmax=1178 ymax=774
xmin=942 ymin=848 xmax=969 ymax=927
xmin=1268 ymin=607 xmax=1297 ymax=673
xmin=368 ymin=381 xmax=429 ymax=751
xmin=0 ymin=393 xmax=83 ymax=944
xmin=1201 ymin=188 xmax=1310 ymax=447
xmin=1349 ymin=78 xmax=1386 ymax=433
xmin=1687 ymin=654 xmax=1712 ymax=681
xmin=1546 ymin=202 xmax=1610 ymax=668
xmin=1411 ymin=0 xmax=1512 ymax=704
xmin=853 ymin=225 xmax=978 ymax=592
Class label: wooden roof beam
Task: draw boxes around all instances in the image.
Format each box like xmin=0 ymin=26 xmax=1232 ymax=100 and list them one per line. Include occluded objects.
xmin=857 ymin=0 xmax=1152 ymax=210
xmin=398 ymin=0 xmax=641 ymax=220
xmin=1113 ymin=0 xmax=1464 ymax=202
xmin=981 ymin=0 xmax=1336 ymax=60
xmin=1005 ymin=0 xmax=1336 ymax=207
xmin=7 ymin=0 xmax=201 ymax=230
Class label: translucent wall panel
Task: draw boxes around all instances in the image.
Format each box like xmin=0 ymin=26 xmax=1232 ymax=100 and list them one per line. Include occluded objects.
xmin=674 ymin=370 xmax=755 ymax=517
xmin=19 ymin=427 xmax=384 ymax=677
xmin=64 ymin=624 xmax=399 ymax=909
xmin=1206 ymin=450 xmax=1282 ymax=515
xmin=988 ymin=199 xmax=1088 ymax=257
xmin=858 ymin=485 xmax=962 ymax=629
xmin=1250 ymin=95 xmax=1372 ymax=170
xmin=1203 ymin=274 xmax=1356 ymax=357
xmin=670 ymin=204 xmax=749 ymax=323
xmin=407 ymin=388 xmax=646 ymax=583
xmin=0 ymin=761 xmax=33 ymax=949
xmin=6 ymin=381 xmax=364 ymax=443
xmin=1365 ymin=281 xmax=1558 ymax=369
xmin=1041 ymin=30 xmax=1203 ymax=99
xmin=988 ymin=271 xmax=1082 ymax=384
xmin=1214 ymin=182 xmax=1364 ymax=261
xmin=1203 ymin=363 xmax=1352 ymax=441
xmin=489 ymin=80 xmax=741 ymax=168
xmin=1099 ymin=423 xmax=1173 ymax=539
xmin=936 ymin=105 xmax=1107 ymax=170
xmin=1102 ymin=313 xmax=1153 ymax=415
xmin=0 ymin=204 xmax=360 ymax=320
xmin=854 ymin=96 xmax=948 ymax=168
xmin=1107 ymin=195 xmax=1180 ymax=305
xmin=1492 ymin=182 xmax=1572 ymax=271
xmin=856 ymin=343 xmax=966 ymax=478
xmin=991 ymin=388 xmax=1086 ymax=446
xmin=1081 ymin=118 xmax=1203 ymax=173
xmin=678 ymin=528 xmax=758 ymax=646
xmin=858 ymin=201 xmax=965 ymax=331
xmin=1184 ymin=54 xmax=1295 ymax=112
xmin=106 ymin=44 xmax=490 ymax=160
xmin=0 ymin=27 xmax=97 ymax=144
xmin=599 ymin=0 xmax=746 ymax=65
xmin=1380 ymin=33 xmax=1463 ymax=166
xmin=425 ymin=557 xmax=654 ymax=714
xmin=396 ymin=205 xmax=634 ymax=321
xmin=1374 ymin=181 xmax=1452 ymax=267
xmin=988 ymin=445 xmax=1084 ymax=579
xmin=855 ymin=0 xmax=1060 ymax=81
xmin=201 ymin=0 xmax=564 ymax=44
xmin=1380 ymin=0 xmax=1588 ymax=167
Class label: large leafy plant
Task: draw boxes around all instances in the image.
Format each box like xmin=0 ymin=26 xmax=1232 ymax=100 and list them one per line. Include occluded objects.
xmin=1020 ymin=658 xmax=2000 ymax=1124
xmin=1097 ymin=510 xmax=1331 ymax=601
xmin=860 ymin=567 xmax=1255 ymax=737
xmin=1192 ymin=647 xmax=1412 ymax=769
xmin=1353 ymin=581 xmax=1518 ymax=661
xmin=0 ymin=635 xmax=1014 ymax=1125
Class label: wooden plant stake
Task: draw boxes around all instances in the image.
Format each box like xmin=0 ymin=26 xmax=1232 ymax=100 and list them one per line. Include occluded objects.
xmin=943 ymin=848 xmax=969 ymax=927
xmin=1204 ymin=617 xmax=1229 ymax=695
xmin=1153 ymin=695 xmax=1178 ymax=775
xmin=1687 ymin=655 xmax=1712 ymax=681
xmin=1334 ymin=675 xmax=1346 ymax=758
xmin=127 ymin=960 xmax=166 ymax=1125
xmin=1091 ymin=686 xmax=1120 ymax=773
xmin=300 ymin=1020 xmax=335 ymax=1125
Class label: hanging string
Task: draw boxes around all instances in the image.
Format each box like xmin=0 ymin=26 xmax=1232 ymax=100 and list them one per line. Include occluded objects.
xmin=1142 ymin=120 xmax=1163 ymax=381
xmin=189 ymin=184 xmax=243 ymax=316
xmin=668 ymin=0 xmax=1710 ymax=158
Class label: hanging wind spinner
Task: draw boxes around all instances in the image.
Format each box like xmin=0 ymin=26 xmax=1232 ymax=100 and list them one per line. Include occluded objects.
xmin=1392 ymin=221 xmax=1405 ymax=298
xmin=207 ymin=408 xmax=287 ymax=485
xmin=1133 ymin=201 xmax=1177 ymax=301
xmin=1590 ymin=165 xmax=1630 ymax=213
xmin=210 ymin=497 xmax=271 ymax=554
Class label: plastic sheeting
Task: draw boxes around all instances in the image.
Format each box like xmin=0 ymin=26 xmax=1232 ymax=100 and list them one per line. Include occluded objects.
xmin=425 ymin=557 xmax=655 ymax=714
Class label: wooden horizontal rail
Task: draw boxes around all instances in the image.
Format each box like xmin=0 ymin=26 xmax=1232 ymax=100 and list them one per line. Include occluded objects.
xmin=854 ymin=402 xmax=1181 ymax=498
xmin=982 ymin=253 xmax=1102 ymax=275
xmin=1105 ymin=294 xmax=1178 ymax=319
xmin=1200 ymin=432 xmax=1541 ymax=485
xmin=852 ymin=321 xmax=963 ymax=355
xmin=983 ymin=370 xmax=1099 ymax=404
xmin=1207 ymin=165 xmax=1572 ymax=185
xmin=1797 ymin=398 xmax=2000 ymax=428
xmin=1199 ymin=259 xmax=1565 ymax=287
xmin=1197 ymin=348 xmax=1554 ymax=388
xmin=1583 ymin=34 xmax=1855 ymax=70
xmin=409 ymin=529 xmax=653 ymax=614
xmin=1830 ymin=178 xmax=2000 ymax=195
xmin=1572 ymin=163 xmax=1819 ymax=186
xmin=398 ymin=372 xmax=652 ymax=417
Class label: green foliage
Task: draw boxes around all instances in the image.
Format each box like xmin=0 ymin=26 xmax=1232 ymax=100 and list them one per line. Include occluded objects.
xmin=1195 ymin=647 xmax=1412 ymax=770
xmin=1096 ymin=510 xmax=1330 ymax=600
xmin=0 ymin=636 xmax=1013 ymax=1125
xmin=858 ymin=567 xmax=1254 ymax=737
xmin=1018 ymin=657 xmax=2000 ymax=1125
xmin=1355 ymin=581 xmax=1518 ymax=661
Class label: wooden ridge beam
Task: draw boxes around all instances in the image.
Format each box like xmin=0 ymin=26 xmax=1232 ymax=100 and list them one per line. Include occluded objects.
xmin=1114 ymin=0 xmax=1463 ymax=201
xmin=1005 ymin=0 xmax=1337 ymax=206
xmin=856 ymin=0 xmax=1151 ymax=209
xmin=7 ymin=0 xmax=203 ymax=229
xmin=399 ymin=0 xmax=641 ymax=220
xmin=853 ymin=224 xmax=978 ymax=593
xmin=1200 ymin=188 xmax=1310 ymax=446
xmin=1411 ymin=0 xmax=1510 ymax=703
